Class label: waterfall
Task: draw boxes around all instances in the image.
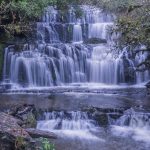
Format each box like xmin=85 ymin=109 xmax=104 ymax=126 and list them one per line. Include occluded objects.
xmin=88 ymin=23 xmax=113 ymax=39
xmin=37 ymin=111 xmax=99 ymax=139
xmin=111 ymin=108 xmax=150 ymax=143
xmin=2 ymin=5 xmax=150 ymax=88
xmin=89 ymin=45 xmax=118 ymax=84
xmin=73 ymin=24 xmax=83 ymax=43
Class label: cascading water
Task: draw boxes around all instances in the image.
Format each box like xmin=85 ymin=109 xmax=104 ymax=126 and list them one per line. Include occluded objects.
xmin=37 ymin=108 xmax=150 ymax=146
xmin=73 ymin=24 xmax=83 ymax=43
xmin=37 ymin=111 xmax=99 ymax=139
xmin=88 ymin=45 xmax=118 ymax=84
xmin=2 ymin=5 xmax=149 ymax=88
xmin=111 ymin=108 xmax=150 ymax=144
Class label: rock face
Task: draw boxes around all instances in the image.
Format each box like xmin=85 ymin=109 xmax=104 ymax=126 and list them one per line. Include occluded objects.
xmin=0 ymin=105 xmax=57 ymax=150
xmin=0 ymin=112 xmax=31 ymax=150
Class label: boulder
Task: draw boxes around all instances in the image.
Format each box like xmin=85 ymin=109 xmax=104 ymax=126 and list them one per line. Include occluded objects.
xmin=0 ymin=112 xmax=31 ymax=150
xmin=0 ymin=112 xmax=57 ymax=150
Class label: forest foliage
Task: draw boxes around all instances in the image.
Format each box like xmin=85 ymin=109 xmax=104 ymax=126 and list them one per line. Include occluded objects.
xmin=103 ymin=0 xmax=150 ymax=70
xmin=0 ymin=0 xmax=57 ymax=36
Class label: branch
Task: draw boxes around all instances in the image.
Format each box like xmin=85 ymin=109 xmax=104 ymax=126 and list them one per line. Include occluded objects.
xmin=135 ymin=49 xmax=150 ymax=54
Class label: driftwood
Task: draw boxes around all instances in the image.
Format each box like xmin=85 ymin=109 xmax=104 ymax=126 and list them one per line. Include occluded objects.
xmin=25 ymin=128 xmax=57 ymax=139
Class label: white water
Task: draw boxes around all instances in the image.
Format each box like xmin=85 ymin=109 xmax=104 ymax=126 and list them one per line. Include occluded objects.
xmin=36 ymin=108 xmax=150 ymax=149
xmin=89 ymin=45 xmax=118 ymax=84
xmin=73 ymin=24 xmax=83 ymax=43
xmin=111 ymin=109 xmax=150 ymax=146
xmin=2 ymin=5 xmax=150 ymax=88
xmin=37 ymin=111 xmax=99 ymax=140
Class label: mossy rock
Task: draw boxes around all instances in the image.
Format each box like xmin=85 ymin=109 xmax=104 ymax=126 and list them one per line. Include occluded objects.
xmin=94 ymin=113 xmax=109 ymax=126
xmin=23 ymin=112 xmax=37 ymax=128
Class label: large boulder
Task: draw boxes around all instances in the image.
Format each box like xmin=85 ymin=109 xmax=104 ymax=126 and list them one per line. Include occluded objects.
xmin=0 ymin=111 xmax=57 ymax=150
xmin=0 ymin=112 xmax=31 ymax=150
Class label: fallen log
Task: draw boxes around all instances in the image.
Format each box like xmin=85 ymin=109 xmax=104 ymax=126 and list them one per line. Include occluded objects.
xmin=25 ymin=128 xmax=57 ymax=139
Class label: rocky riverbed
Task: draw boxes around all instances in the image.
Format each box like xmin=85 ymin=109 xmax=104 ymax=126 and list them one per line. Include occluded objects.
xmin=0 ymin=87 xmax=150 ymax=150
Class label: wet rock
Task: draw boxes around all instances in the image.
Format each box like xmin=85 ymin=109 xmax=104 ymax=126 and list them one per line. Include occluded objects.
xmin=83 ymin=106 xmax=125 ymax=114
xmin=83 ymin=106 xmax=125 ymax=126
xmin=0 ymin=111 xmax=57 ymax=150
xmin=145 ymin=81 xmax=150 ymax=89
xmin=10 ymin=104 xmax=37 ymax=128
xmin=119 ymin=57 xmax=136 ymax=83
xmin=94 ymin=113 xmax=109 ymax=126
xmin=84 ymin=38 xmax=107 ymax=44
xmin=109 ymin=113 xmax=122 ymax=120
xmin=145 ymin=81 xmax=150 ymax=95
xmin=26 ymin=128 xmax=57 ymax=139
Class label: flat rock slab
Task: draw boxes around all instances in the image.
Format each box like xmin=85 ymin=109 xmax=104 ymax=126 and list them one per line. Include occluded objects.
xmin=26 ymin=128 xmax=57 ymax=139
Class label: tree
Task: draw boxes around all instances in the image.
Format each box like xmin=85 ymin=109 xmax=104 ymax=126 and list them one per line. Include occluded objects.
xmin=0 ymin=0 xmax=57 ymax=36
